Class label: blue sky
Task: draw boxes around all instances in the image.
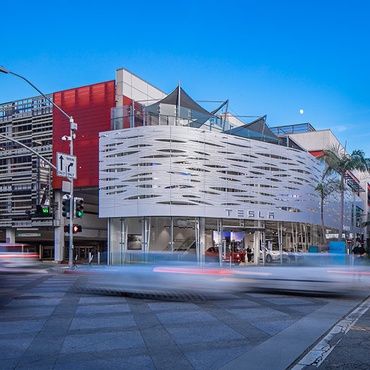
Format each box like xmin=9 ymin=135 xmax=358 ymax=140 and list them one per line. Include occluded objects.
xmin=1 ymin=0 xmax=370 ymax=155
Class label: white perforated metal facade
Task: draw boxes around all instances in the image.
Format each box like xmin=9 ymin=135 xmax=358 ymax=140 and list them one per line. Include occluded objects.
xmin=99 ymin=125 xmax=361 ymax=231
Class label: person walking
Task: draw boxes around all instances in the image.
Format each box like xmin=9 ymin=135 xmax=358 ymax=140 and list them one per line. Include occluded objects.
xmin=246 ymin=246 xmax=253 ymax=263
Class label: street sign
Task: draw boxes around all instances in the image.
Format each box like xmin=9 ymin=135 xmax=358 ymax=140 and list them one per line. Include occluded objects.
xmin=56 ymin=152 xmax=77 ymax=179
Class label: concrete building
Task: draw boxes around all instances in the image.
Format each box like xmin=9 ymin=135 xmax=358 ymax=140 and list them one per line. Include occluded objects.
xmin=0 ymin=81 xmax=115 ymax=262
xmin=1 ymin=67 xmax=368 ymax=263
xmin=99 ymin=70 xmax=366 ymax=264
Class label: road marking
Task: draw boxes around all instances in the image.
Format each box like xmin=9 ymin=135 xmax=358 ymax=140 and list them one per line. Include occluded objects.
xmin=291 ymin=296 xmax=370 ymax=369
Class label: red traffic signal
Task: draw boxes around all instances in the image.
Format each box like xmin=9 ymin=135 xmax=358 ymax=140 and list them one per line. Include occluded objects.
xmin=73 ymin=224 xmax=82 ymax=234
xmin=64 ymin=224 xmax=82 ymax=233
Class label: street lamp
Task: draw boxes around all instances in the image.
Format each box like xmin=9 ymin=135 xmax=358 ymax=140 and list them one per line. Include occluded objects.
xmin=0 ymin=65 xmax=77 ymax=267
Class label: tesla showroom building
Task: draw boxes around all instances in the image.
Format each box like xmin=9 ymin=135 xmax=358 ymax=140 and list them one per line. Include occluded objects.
xmin=99 ymin=69 xmax=365 ymax=264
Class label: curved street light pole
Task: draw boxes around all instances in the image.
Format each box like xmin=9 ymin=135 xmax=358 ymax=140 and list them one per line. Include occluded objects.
xmin=0 ymin=66 xmax=77 ymax=267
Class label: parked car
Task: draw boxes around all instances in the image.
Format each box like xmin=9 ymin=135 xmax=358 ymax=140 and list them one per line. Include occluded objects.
xmin=259 ymin=247 xmax=290 ymax=264
xmin=205 ymin=246 xmax=245 ymax=264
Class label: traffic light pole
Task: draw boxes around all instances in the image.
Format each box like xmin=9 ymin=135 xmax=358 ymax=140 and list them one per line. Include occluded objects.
xmin=68 ymin=118 xmax=75 ymax=267
xmin=0 ymin=66 xmax=77 ymax=268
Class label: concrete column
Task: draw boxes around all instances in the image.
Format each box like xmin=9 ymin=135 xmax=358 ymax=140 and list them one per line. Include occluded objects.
xmin=253 ymin=231 xmax=260 ymax=265
xmin=195 ymin=218 xmax=206 ymax=264
xmin=54 ymin=191 xmax=65 ymax=262
xmin=109 ymin=218 xmax=126 ymax=265
xmin=217 ymin=219 xmax=223 ymax=266
xmin=199 ymin=218 xmax=205 ymax=265
xmin=142 ymin=217 xmax=150 ymax=253
xmin=54 ymin=226 xmax=65 ymax=262
xmin=5 ymin=228 xmax=15 ymax=244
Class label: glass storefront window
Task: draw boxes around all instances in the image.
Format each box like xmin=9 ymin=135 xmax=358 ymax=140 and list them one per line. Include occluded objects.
xmin=149 ymin=217 xmax=171 ymax=252
xmin=173 ymin=217 xmax=196 ymax=254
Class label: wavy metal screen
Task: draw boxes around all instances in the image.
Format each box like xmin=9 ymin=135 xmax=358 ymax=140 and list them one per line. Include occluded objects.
xmin=99 ymin=125 xmax=359 ymax=230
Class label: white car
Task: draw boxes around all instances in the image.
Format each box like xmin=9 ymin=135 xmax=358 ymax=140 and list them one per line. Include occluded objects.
xmin=259 ymin=247 xmax=289 ymax=264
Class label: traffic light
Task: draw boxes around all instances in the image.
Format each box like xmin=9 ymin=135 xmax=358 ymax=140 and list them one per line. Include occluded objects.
xmin=73 ymin=224 xmax=82 ymax=234
xmin=74 ymin=197 xmax=84 ymax=218
xmin=64 ymin=224 xmax=82 ymax=233
xmin=62 ymin=195 xmax=71 ymax=218
xmin=36 ymin=205 xmax=50 ymax=217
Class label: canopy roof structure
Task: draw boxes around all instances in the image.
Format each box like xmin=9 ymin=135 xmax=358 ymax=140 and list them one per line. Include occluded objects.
xmin=224 ymin=115 xmax=279 ymax=143
xmin=157 ymin=86 xmax=212 ymax=117
xmin=131 ymin=85 xmax=284 ymax=146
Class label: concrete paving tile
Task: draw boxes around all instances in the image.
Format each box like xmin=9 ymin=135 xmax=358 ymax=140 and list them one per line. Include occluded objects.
xmin=156 ymin=310 xmax=217 ymax=325
xmin=184 ymin=345 xmax=249 ymax=370
xmin=27 ymin=289 xmax=70 ymax=294
xmin=0 ymin=306 xmax=55 ymax=319
xmin=149 ymin=351 xmax=193 ymax=370
xmin=75 ymin=303 xmax=131 ymax=315
xmin=0 ymin=335 xmax=36 ymax=359
xmin=0 ymin=319 xmax=46 ymax=335
xmin=70 ymin=314 xmax=136 ymax=330
xmin=250 ymin=318 xmax=298 ymax=335
xmin=228 ymin=307 xmax=290 ymax=321
xmin=13 ymin=356 xmax=57 ymax=370
xmin=140 ymin=326 xmax=180 ymax=349
xmin=213 ymin=298 xmax=261 ymax=309
xmin=147 ymin=301 xmax=200 ymax=312
xmin=23 ymin=292 xmax=66 ymax=298
xmin=263 ymin=297 xmax=319 ymax=305
xmin=0 ymin=358 xmax=19 ymax=370
xmin=6 ymin=298 xmax=62 ymax=307
xmin=289 ymin=304 xmax=322 ymax=315
xmin=60 ymin=330 xmax=146 ymax=353
xmin=78 ymin=296 xmax=127 ymax=305
xmin=166 ymin=323 xmax=244 ymax=345
xmin=54 ymin=354 xmax=155 ymax=370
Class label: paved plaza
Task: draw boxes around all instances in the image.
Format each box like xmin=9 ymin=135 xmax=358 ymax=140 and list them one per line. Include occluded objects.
xmin=0 ymin=272 xmax=365 ymax=370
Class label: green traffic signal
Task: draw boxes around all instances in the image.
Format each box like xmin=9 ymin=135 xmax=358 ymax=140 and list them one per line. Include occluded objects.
xmin=36 ymin=205 xmax=50 ymax=217
xmin=41 ymin=206 xmax=50 ymax=216
xmin=74 ymin=197 xmax=84 ymax=218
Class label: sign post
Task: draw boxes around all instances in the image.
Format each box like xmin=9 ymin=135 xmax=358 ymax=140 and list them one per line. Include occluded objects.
xmin=56 ymin=152 xmax=76 ymax=179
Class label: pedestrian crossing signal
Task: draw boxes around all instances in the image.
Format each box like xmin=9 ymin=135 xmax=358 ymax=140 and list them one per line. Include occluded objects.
xmin=64 ymin=224 xmax=82 ymax=233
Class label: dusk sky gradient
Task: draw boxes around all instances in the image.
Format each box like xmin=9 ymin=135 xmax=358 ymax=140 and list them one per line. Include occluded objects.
xmin=1 ymin=0 xmax=370 ymax=155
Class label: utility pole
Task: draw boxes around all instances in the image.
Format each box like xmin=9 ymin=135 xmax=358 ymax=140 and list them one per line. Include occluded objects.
xmin=0 ymin=65 xmax=77 ymax=267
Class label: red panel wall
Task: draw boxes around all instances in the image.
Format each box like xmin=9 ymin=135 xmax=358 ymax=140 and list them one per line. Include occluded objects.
xmin=52 ymin=81 xmax=115 ymax=189
xmin=309 ymin=150 xmax=324 ymax=158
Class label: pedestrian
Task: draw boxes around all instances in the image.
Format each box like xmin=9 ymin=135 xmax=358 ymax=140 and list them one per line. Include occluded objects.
xmin=246 ymin=246 xmax=253 ymax=263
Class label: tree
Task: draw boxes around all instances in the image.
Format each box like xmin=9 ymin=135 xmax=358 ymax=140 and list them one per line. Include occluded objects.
xmin=315 ymin=178 xmax=339 ymax=244
xmin=323 ymin=147 xmax=369 ymax=240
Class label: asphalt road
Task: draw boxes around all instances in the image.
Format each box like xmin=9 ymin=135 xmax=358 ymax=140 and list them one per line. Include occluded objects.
xmin=0 ymin=270 xmax=366 ymax=370
xmin=317 ymin=304 xmax=370 ymax=370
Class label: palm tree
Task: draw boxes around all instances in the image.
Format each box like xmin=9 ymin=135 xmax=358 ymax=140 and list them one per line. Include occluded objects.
xmin=323 ymin=146 xmax=369 ymax=240
xmin=315 ymin=178 xmax=339 ymax=244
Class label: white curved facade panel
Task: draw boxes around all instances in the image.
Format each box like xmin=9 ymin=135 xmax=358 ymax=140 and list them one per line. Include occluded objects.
xmin=99 ymin=126 xmax=359 ymax=230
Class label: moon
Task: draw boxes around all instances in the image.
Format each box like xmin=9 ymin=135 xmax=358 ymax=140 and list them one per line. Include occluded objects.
xmin=299 ymin=109 xmax=304 ymax=115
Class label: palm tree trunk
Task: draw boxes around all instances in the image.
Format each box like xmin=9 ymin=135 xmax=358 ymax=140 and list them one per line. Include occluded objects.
xmin=320 ymin=197 xmax=326 ymax=245
xmin=339 ymin=174 xmax=345 ymax=240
